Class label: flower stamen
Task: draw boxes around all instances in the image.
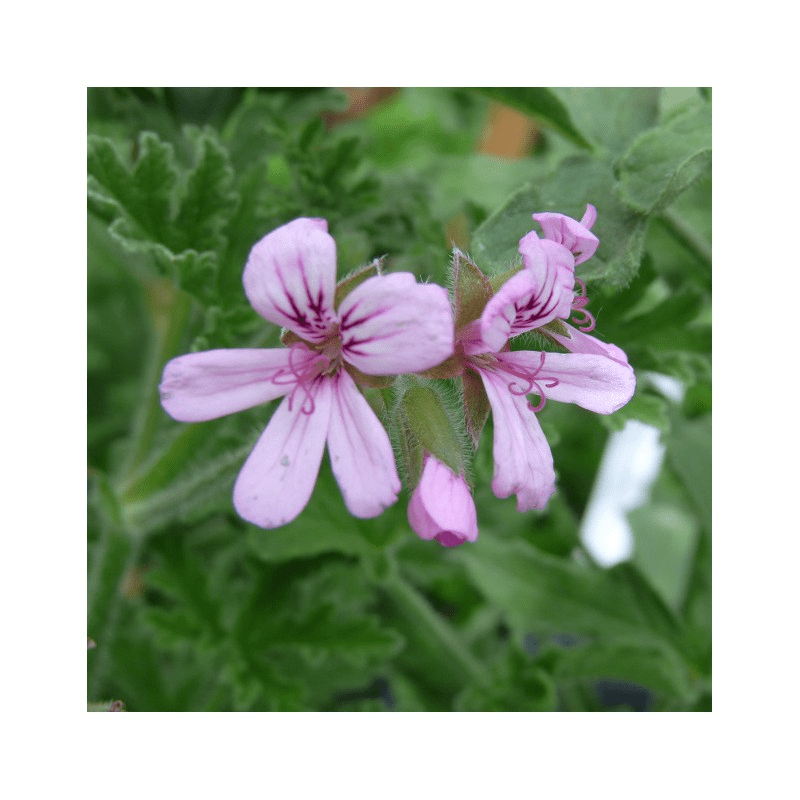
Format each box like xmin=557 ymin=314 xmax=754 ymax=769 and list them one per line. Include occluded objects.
xmin=570 ymin=278 xmax=596 ymax=332
xmin=497 ymin=352 xmax=560 ymax=413
xmin=279 ymin=343 xmax=332 ymax=415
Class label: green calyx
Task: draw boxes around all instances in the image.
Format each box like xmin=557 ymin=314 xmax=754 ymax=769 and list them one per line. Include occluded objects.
xmin=401 ymin=385 xmax=465 ymax=479
xmin=334 ymin=258 xmax=383 ymax=309
xmin=453 ymin=248 xmax=494 ymax=330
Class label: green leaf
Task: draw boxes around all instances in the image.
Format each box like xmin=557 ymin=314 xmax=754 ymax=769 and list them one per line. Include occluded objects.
xmin=551 ymin=639 xmax=695 ymax=700
xmin=458 ymin=537 xmax=688 ymax=656
xmin=88 ymin=133 xmax=178 ymax=246
xmin=667 ymin=412 xmax=711 ymax=533
xmin=259 ymin=605 xmax=404 ymax=668
xmin=600 ymin=390 xmax=671 ymax=433
xmin=616 ymin=99 xmax=712 ymax=214
xmin=174 ymin=128 xmax=239 ymax=253
xmin=88 ymin=130 xmax=240 ymax=303
xmin=123 ymin=440 xmax=252 ymax=534
xmin=553 ymin=88 xmax=661 ymax=156
xmin=472 ymin=87 xmax=593 ymax=150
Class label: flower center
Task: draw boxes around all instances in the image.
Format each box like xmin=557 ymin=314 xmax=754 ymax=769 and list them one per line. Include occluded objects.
xmin=269 ymin=335 xmax=342 ymax=416
xmin=465 ymin=352 xmax=556 ymax=412
xmin=316 ymin=322 xmax=344 ymax=371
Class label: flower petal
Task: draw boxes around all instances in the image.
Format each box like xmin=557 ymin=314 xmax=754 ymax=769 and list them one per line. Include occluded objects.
xmin=407 ymin=487 xmax=437 ymax=540
xmin=159 ymin=348 xmax=307 ymax=422
xmin=500 ymin=351 xmax=636 ymax=415
xmin=233 ymin=376 xmax=332 ymax=528
xmin=480 ymin=237 xmax=574 ymax=351
xmin=243 ymin=217 xmax=338 ymax=342
xmin=337 ymin=273 xmax=454 ymax=375
xmin=326 ymin=370 xmax=401 ymax=517
xmin=478 ymin=366 xmax=555 ymax=512
xmin=414 ymin=456 xmax=478 ymax=544
xmin=546 ymin=321 xmax=630 ymax=365
xmin=532 ymin=205 xmax=599 ymax=265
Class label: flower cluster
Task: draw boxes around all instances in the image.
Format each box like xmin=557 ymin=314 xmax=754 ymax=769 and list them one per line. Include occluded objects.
xmin=159 ymin=207 xmax=635 ymax=546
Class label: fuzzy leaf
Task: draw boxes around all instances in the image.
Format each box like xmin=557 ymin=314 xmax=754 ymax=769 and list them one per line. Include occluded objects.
xmin=458 ymin=537 xmax=688 ymax=656
xmin=174 ymin=128 xmax=239 ymax=253
xmin=258 ymin=605 xmax=404 ymax=668
xmin=553 ymin=88 xmax=661 ymax=156
xmin=88 ymin=133 xmax=178 ymax=249
xmin=616 ymin=100 xmax=712 ymax=214
xmin=88 ymin=130 xmax=240 ymax=303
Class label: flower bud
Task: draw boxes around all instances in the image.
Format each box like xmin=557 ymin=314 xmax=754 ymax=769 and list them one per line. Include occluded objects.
xmin=408 ymin=455 xmax=478 ymax=547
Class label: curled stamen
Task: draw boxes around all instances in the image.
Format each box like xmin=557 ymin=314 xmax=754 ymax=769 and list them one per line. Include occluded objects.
xmin=571 ymin=308 xmax=596 ymax=332
xmin=570 ymin=279 xmax=596 ymax=331
xmin=497 ymin=352 xmax=560 ymax=413
xmin=508 ymin=378 xmax=534 ymax=396
xmin=528 ymin=390 xmax=548 ymax=413
xmin=282 ymin=343 xmax=331 ymax=415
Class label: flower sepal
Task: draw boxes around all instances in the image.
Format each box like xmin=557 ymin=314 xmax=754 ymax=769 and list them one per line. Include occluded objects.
xmin=453 ymin=248 xmax=494 ymax=330
xmin=400 ymin=384 xmax=466 ymax=483
xmin=419 ymin=354 xmax=463 ymax=380
xmin=333 ymin=257 xmax=384 ymax=309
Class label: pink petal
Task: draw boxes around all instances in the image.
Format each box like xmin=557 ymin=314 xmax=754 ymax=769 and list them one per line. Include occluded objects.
xmin=159 ymin=348 xmax=309 ymax=422
xmin=326 ymin=370 xmax=401 ymax=517
xmin=531 ymin=207 xmax=600 ymax=266
xmin=408 ymin=456 xmax=478 ymax=546
xmin=243 ymin=218 xmax=338 ymax=343
xmin=480 ymin=238 xmax=574 ymax=352
xmin=233 ymin=376 xmax=333 ymax=528
xmin=499 ymin=351 xmax=636 ymax=415
xmin=337 ymin=273 xmax=454 ymax=375
xmin=478 ymin=366 xmax=555 ymax=512
xmin=546 ymin=322 xmax=630 ymax=365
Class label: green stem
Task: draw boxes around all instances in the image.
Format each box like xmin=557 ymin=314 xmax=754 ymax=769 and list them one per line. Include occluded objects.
xmin=119 ymin=279 xmax=192 ymax=481
xmin=383 ymin=571 xmax=488 ymax=688
xmin=658 ymin=210 xmax=712 ymax=267
xmin=87 ymin=522 xmax=145 ymax=699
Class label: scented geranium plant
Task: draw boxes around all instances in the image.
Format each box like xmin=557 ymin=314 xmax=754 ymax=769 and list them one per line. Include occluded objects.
xmin=88 ymin=87 xmax=711 ymax=712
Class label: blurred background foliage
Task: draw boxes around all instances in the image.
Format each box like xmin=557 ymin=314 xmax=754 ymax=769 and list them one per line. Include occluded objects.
xmin=87 ymin=87 xmax=711 ymax=711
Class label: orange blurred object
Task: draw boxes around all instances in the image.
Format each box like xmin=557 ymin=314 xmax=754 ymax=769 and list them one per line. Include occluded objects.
xmin=324 ymin=88 xmax=400 ymax=128
xmin=476 ymin=102 xmax=541 ymax=158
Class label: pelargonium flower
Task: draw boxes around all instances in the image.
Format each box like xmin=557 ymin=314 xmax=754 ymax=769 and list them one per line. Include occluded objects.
xmin=160 ymin=218 xmax=454 ymax=528
xmin=452 ymin=211 xmax=635 ymax=511
xmin=528 ymin=204 xmax=628 ymax=363
xmin=407 ymin=455 xmax=478 ymax=548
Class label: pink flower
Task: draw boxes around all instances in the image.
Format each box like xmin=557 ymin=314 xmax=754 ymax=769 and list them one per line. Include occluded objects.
xmin=160 ymin=218 xmax=454 ymax=528
xmin=407 ymin=455 xmax=478 ymax=548
xmin=532 ymin=203 xmax=599 ymax=266
xmin=455 ymin=220 xmax=635 ymax=512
